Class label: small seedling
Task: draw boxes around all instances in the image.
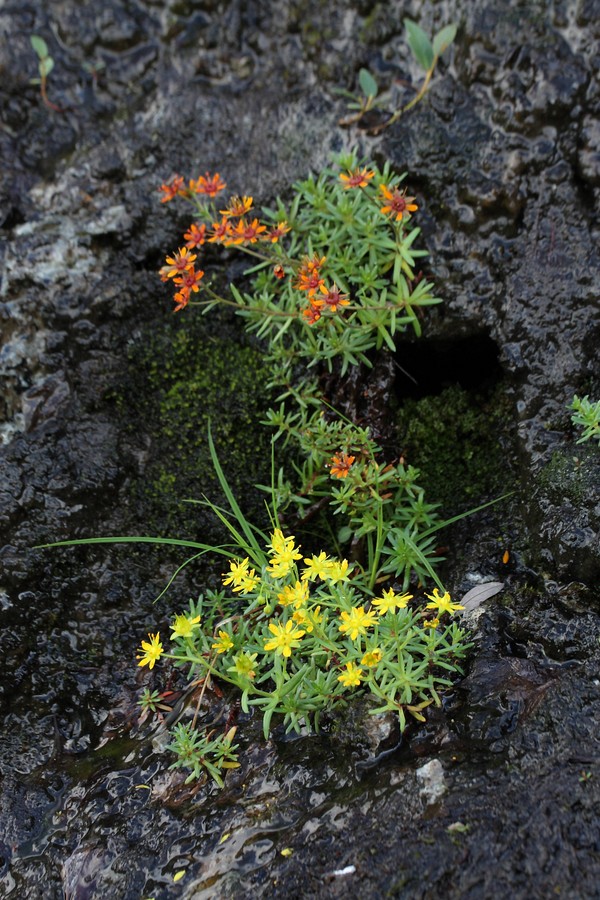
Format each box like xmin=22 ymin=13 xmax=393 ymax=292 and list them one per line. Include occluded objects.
xmin=339 ymin=19 xmax=457 ymax=133
xmin=30 ymin=35 xmax=61 ymax=112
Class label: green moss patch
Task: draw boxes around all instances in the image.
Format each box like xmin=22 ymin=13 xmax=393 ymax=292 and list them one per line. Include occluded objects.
xmin=396 ymin=383 xmax=515 ymax=515
xmin=120 ymin=312 xmax=275 ymax=536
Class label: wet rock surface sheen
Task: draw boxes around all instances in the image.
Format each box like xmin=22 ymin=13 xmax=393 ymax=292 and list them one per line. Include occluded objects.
xmin=1 ymin=0 xmax=599 ymax=897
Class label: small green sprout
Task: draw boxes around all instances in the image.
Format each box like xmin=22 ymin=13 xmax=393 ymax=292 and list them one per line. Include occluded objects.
xmin=339 ymin=19 xmax=458 ymax=133
xmin=569 ymin=395 xmax=600 ymax=446
xmin=167 ymin=723 xmax=240 ymax=787
xmin=139 ymin=688 xmax=164 ymax=713
xmin=30 ymin=35 xmax=61 ymax=112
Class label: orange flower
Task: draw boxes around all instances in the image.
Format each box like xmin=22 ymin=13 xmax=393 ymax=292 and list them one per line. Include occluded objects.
xmin=159 ymin=175 xmax=186 ymax=203
xmin=220 ymin=195 xmax=253 ymax=218
xmin=173 ymin=287 xmax=190 ymax=312
xmin=295 ymin=255 xmax=326 ymax=297
xmin=164 ymin=247 xmax=197 ymax=278
xmin=189 ymin=172 xmax=227 ymax=197
xmin=339 ymin=168 xmax=375 ymax=189
xmin=273 ymin=264 xmax=286 ymax=280
xmin=330 ymin=452 xmax=356 ymax=478
xmin=183 ymin=223 xmax=207 ymax=248
xmin=302 ymin=302 xmax=322 ymax=325
xmin=265 ymin=221 xmax=291 ymax=243
xmin=379 ymin=185 xmax=418 ymax=222
xmin=318 ymin=283 xmax=350 ymax=312
xmin=229 ymin=218 xmax=267 ymax=244
xmin=208 ymin=218 xmax=233 ymax=243
xmin=173 ymin=266 xmax=205 ymax=293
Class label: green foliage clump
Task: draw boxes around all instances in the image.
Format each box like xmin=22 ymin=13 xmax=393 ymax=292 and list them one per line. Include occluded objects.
xmin=570 ymin=395 xmax=600 ymax=446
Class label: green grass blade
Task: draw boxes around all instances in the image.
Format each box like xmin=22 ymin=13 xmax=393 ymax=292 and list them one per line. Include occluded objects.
xmin=420 ymin=492 xmax=515 ymax=538
xmin=34 ymin=535 xmax=231 ymax=553
xmin=207 ymin=424 xmax=266 ymax=557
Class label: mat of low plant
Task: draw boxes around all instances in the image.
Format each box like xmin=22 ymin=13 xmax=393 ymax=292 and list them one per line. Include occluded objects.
xmin=135 ymin=430 xmax=471 ymax=786
xmin=41 ymin=153 xmax=503 ymax=787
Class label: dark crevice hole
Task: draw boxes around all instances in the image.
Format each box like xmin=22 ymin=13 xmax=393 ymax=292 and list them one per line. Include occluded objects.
xmin=394 ymin=333 xmax=503 ymax=400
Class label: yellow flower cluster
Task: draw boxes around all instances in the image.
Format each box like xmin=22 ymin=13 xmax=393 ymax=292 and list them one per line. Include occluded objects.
xmin=267 ymin=529 xmax=302 ymax=578
xmin=222 ymin=557 xmax=261 ymax=594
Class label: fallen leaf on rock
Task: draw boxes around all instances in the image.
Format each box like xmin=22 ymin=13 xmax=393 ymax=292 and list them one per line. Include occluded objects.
xmin=460 ymin=581 xmax=504 ymax=616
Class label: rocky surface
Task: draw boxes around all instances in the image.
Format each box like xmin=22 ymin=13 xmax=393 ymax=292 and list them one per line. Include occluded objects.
xmin=0 ymin=0 xmax=598 ymax=897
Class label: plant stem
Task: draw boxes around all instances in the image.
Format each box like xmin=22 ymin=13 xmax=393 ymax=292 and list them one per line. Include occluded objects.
xmin=368 ymin=62 xmax=436 ymax=136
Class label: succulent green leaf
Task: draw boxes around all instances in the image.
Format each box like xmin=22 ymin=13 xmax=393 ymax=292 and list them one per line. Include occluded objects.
xmin=404 ymin=19 xmax=434 ymax=71
xmin=358 ymin=67 xmax=378 ymax=99
xmin=30 ymin=35 xmax=49 ymax=59
xmin=432 ymin=23 xmax=458 ymax=58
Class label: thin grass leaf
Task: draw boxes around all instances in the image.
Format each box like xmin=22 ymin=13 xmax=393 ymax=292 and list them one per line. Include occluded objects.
xmin=153 ymin=551 xmax=210 ymax=604
xmin=419 ymin=492 xmax=515 ymax=539
xmin=400 ymin=531 xmax=446 ymax=591
xmin=35 ymin=535 xmax=230 ymax=553
xmin=207 ymin=424 xmax=266 ymax=558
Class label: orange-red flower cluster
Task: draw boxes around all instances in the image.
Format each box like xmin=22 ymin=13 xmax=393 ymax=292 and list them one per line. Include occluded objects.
xmin=160 ymin=247 xmax=205 ymax=312
xmin=159 ymin=172 xmax=227 ymax=202
xmin=207 ymin=216 xmax=290 ymax=247
xmin=295 ymin=255 xmax=326 ymax=296
xmin=296 ymin=255 xmax=350 ymax=324
xmin=157 ymin=173 xmax=292 ymax=312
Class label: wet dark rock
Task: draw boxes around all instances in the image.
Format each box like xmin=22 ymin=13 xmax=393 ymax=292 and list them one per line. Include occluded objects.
xmin=0 ymin=0 xmax=599 ymax=897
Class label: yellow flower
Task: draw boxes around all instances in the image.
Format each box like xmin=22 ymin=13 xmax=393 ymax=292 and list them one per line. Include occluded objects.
xmin=229 ymin=652 xmax=258 ymax=680
xmin=361 ymin=648 xmax=383 ymax=667
xmin=170 ymin=613 xmax=201 ymax=640
xmin=424 ymin=617 xmax=440 ymax=630
xmin=220 ymin=195 xmax=253 ymax=219
xmin=269 ymin=528 xmax=297 ymax=555
xmin=264 ymin=619 xmax=305 ymax=658
xmin=212 ymin=630 xmax=234 ymax=653
xmin=324 ymin=558 xmax=350 ymax=584
xmin=338 ymin=606 xmax=377 ymax=641
xmin=137 ymin=632 xmax=163 ymax=669
xmin=237 ymin=569 xmax=261 ymax=594
xmin=372 ymin=588 xmax=412 ymax=616
xmin=222 ymin=557 xmax=251 ymax=588
xmin=337 ymin=661 xmax=363 ymax=687
xmin=291 ymin=604 xmax=322 ymax=633
xmin=425 ymin=588 xmax=464 ymax=616
xmin=277 ymin=580 xmax=309 ymax=608
xmin=301 ymin=551 xmax=331 ymax=581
